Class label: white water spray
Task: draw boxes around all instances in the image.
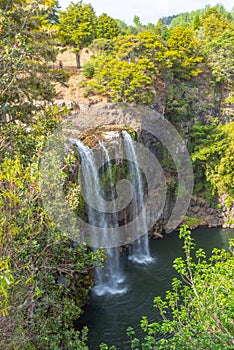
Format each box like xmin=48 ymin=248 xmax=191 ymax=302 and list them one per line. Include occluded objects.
xmin=122 ymin=131 xmax=153 ymax=264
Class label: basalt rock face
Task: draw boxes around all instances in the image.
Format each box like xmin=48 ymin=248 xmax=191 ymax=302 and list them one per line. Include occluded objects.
xmin=151 ymin=193 xmax=234 ymax=234
xmin=62 ymin=103 xmax=144 ymax=140
xmin=64 ymin=103 xmax=234 ymax=235
xmin=186 ymin=196 xmax=234 ymax=230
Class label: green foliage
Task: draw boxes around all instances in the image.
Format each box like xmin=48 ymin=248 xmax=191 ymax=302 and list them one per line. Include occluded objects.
xmin=0 ymin=111 xmax=104 ymax=349
xmin=188 ymin=119 xmax=215 ymax=195
xmin=168 ymin=4 xmax=232 ymax=31
xmin=165 ymin=81 xmax=203 ymax=123
xmin=99 ymin=344 xmax=117 ymax=350
xmin=123 ymin=15 xmax=148 ymax=35
xmin=161 ymin=14 xmax=179 ymax=26
xmin=114 ymin=30 xmax=165 ymax=62
xmin=89 ymin=38 xmax=114 ymax=55
xmin=82 ymin=22 xmax=204 ymax=108
xmin=58 ymin=1 xmax=97 ymax=49
xmin=115 ymin=19 xmax=130 ymax=35
xmin=86 ymin=56 xmax=155 ymax=104
xmin=97 ymin=13 xmax=120 ymax=39
xmin=166 ymin=26 xmax=203 ymax=79
xmin=82 ymin=30 xmax=165 ymax=104
xmin=204 ymin=30 xmax=234 ymax=84
xmin=225 ymin=196 xmax=233 ymax=208
xmin=199 ymin=7 xmax=234 ymax=86
xmin=58 ymin=1 xmax=97 ymax=67
xmin=82 ymin=61 xmax=95 ymax=78
xmin=202 ymin=12 xmax=232 ymax=40
xmin=123 ymin=226 xmax=234 ymax=349
xmin=193 ymin=13 xmax=201 ymax=30
xmin=0 ymin=0 xmax=68 ymax=123
xmin=182 ymin=216 xmax=203 ymax=228
xmin=192 ymin=121 xmax=234 ymax=199
xmin=189 ymin=118 xmax=219 ymax=153
xmin=169 ymin=11 xmax=191 ymax=29
xmin=160 ymin=25 xmax=171 ymax=41
xmin=1 ymin=2 xmax=234 ymax=349
xmin=105 ymin=58 xmax=155 ymax=104
xmin=0 ymin=257 xmax=14 ymax=316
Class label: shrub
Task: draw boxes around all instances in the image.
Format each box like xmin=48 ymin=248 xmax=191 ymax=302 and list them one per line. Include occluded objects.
xmin=82 ymin=62 xmax=95 ymax=78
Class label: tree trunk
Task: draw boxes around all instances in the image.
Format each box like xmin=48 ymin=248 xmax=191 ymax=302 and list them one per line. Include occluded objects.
xmin=76 ymin=52 xmax=81 ymax=69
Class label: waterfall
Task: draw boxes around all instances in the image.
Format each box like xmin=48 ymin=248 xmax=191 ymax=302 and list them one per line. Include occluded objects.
xmin=122 ymin=131 xmax=153 ymax=264
xmin=75 ymin=140 xmax=126 ymax=296
xmin=74 ymin=131 xmax=153 ymax=296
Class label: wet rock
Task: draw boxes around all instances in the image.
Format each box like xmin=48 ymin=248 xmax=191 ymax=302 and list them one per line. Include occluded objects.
xmin=152 ymin=232 xmax=164 ymax=239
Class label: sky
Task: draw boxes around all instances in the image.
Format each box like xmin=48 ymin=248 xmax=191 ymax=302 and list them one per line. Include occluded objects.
xmin=58 ymin=0 xmax=233 ymax=24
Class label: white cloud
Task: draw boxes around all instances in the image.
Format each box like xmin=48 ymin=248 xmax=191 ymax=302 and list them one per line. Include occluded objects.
xmin=58 ymin=0 xmax=233 ymax=24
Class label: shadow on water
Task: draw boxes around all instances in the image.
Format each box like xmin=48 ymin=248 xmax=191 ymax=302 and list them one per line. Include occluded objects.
xmin=79 ymin=228 xmax=234 ymax=350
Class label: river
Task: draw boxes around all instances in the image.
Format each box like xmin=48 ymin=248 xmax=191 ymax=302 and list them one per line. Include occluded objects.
xmin=80 ymin=227 xmax=234 ymax=349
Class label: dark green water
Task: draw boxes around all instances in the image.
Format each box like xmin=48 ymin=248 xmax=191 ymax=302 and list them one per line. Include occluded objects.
xmin=81 ymin=228 xmax=234 ymax=349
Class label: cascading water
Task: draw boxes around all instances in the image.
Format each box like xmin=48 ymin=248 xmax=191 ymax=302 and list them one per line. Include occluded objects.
xmin=122 ymin=131 xmax=153 ymax=264
xmin=74 ymin=131 xmax=153 ymax=296
xmin=75 ymin=139 xmax=126 ymax=296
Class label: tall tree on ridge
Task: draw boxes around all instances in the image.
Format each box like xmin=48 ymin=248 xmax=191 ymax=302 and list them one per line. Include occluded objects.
xmin=58 ymin=1 xmax=97 ymax=68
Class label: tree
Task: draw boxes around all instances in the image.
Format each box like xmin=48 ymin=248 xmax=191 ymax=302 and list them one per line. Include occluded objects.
xmin=113 ymin=31 xmax=165 ymax=63
xmin=82 ymin=31 xmax=162 ymax=104
xmin=193 ymin=13 xmax=201 ymax=30
xmin=169 ymin=11 xmax=191 ymax=29
xmin=89 ymin=38 xmax=114 ymax=56
xmin=202 ymin=13 xmax=232 ymax=40
xmin=83 ymin=56 xmax=156 ymax=104
xmin=160 ymin=14 xmax=178 ymax=26
xmin=0 ymin=0 xmax=67 ymax=124
xmin=165 ymin=26 xmax=203 ymax=79
xmin=155 ymin=20 xmax=171 ymax=41
xmin=128 ymin=15 xmax=145 ymax=34
xmin=192 ymin=121 xmax=234 ymax=200
xmin=188 ymin=119 xmax=218 ymax=195
xmin=96 ymin=13 xmax=120 ymax=40
xmin=205 ymin=30 xmax=234 ymax=84
xmin=115 ymin=19 xmax=130 ymax=35
xmin=200 ymin=9 xmax=234 ymax=86
xmin=101 ymin=58 xmax=156 ymax=104
xmin=202 ymin=7 xmax=221 ymax=20
xmin=164 ymin=81 xmax=204 ymax=125
xmin=58 ymin=1 xmax=97 ymax=68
